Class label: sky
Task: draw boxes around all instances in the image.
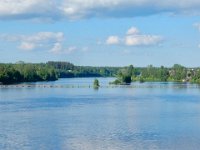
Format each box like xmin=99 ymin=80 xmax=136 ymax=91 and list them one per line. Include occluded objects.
xmin=0 ymin=0 xmax=200 ymax=67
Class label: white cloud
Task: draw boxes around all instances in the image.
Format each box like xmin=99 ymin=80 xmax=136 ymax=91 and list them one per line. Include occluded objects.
xmin=19 ymin=32 xmax=64 ymax=51
xmin=1 ymin=0 xmax=200 ymax=20
xmin=106 ymin=36 xmax=120 ymax=45
xmin=50 ymin=44 xmax=77 ymax=54
xmin=24 ymin=32 xmax=64 ymax=43
xmin=0 ymin=32 xmax=65 ymax=51
xmin=0 ymin=32 xmax=89 ymax=54
xmin=125 ymin=35 xmax=162 ymax=46
xmin=61 ymin=0 xmax=200 ymax=19
xmin=106 ymin=26 xmax=162 ymax=46
xmin=0 ymin=0 xmax=58 ymax=20
xmin=19 ymin=42 xmax=35 ymax=51
xmin=126 ymin=27 xmax=140 ymax=35
xmin=50 ymin=42 xmax=63 ymax=54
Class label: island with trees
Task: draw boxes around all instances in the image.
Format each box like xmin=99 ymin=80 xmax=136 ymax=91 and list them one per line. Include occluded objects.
xmin=1 ymin=61 xmax=200 ymax=85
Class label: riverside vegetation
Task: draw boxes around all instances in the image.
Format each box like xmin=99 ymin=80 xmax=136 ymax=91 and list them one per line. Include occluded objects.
xmin=111 ymin=64 xmax=200 ymax=84
xmin=0 ymin=61 xmax=120 ymax=84
xmin=93 ymin=79 xmax=100 ymax=89
xmin=1 ymin=61 xmax=200 ymax=85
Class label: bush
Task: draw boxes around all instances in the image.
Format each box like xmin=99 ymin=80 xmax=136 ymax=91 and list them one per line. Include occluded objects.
xmin=93 ymin=79 xmax=100 ymax=88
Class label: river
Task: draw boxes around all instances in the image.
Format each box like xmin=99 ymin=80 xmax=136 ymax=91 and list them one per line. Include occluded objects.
xmin=1 ymin=78 xmax=200 ymax=150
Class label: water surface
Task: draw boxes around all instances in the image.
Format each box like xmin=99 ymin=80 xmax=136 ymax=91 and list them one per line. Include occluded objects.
xmin=1 ymin=78 xmax=200 ymax=150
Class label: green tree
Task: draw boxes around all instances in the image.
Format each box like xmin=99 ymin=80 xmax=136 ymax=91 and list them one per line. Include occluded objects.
xmin=93 ymin=79 xmax=100 ymax=88
xmin=170 ymin=64 xmax=187 ymax=81
xmin=159 ymin=66 xmax=169 ymax=81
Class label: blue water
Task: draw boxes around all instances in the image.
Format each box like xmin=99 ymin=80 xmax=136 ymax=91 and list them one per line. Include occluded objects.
xmin=1 ymin=78 xmax=200 ymax=150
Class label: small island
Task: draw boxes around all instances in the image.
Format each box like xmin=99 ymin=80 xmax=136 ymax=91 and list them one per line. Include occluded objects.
xmin=93 ymin=79 xmax=100 ymax=88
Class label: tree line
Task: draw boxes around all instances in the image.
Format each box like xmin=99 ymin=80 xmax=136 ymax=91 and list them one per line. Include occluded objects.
xmin=0 ymin=61 xmax=121 ymax=84
xmin=1 ymin=61 xmax=200 ymax=84
xmin=47 ymin=61 xmax=121 ymax=78
xmin=0 ymin=63 xmax=57 ymax=84
xmin=111 ymin=64 xmax=200 ymax=84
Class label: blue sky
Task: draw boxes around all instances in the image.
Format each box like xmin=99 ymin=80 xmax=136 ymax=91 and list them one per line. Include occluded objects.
xmin=0 ymin=0 xmax=200 ymax=67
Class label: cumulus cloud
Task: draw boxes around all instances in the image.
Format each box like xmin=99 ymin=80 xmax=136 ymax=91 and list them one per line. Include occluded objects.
xmin=21 ymin=32 xmax=64 ymax=51
xmin=50 ymin=42 xmax=63 ymax=53
xmin=60 ymin=0 xmax=200 ymax=19
xmin=106 ymin=26 xmax=162 ymax=46
xmin=0 ymin=32 xmax=65 ymax=51
xmin=126 ymin=27 xmax=140 ymax=35
xmin=0 ymin=32 xmax=89 ymax=54
xmin=19 ymin=42 xmax=36 ymax=51
xmin=106 ymin=36 xmax=120 ymax=45
xmin=23 ymin=32 xmax=64 ymax=43
xmin=0 ymin=0 xmax=60 ymax=20
xmin=1 ymin=0 xmax=200 ymax=20
xmin=125 ymin=35 xmax=162 ymax=46
xmin=50 ymin=44 xmax=77 ymax=54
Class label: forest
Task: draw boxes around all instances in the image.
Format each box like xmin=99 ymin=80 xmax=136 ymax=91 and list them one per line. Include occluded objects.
xmin=112 ymin=64 xmax=200 ymax=84
xmin=0 ymin=62 xmax=58 ymax=84
xmin=1 ymin=61 xmax=200 ymax=84
xmin=0 ymin=61 xmax=121 ymax=84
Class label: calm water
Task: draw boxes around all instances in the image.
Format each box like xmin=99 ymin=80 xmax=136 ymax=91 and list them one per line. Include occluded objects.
xmin=1 ymin=78 xmax=200 ymax=150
